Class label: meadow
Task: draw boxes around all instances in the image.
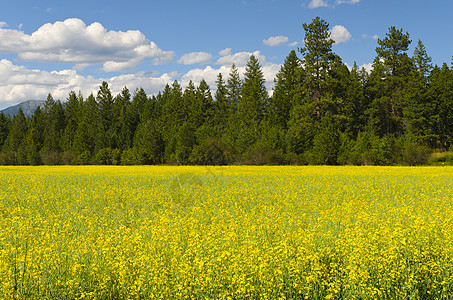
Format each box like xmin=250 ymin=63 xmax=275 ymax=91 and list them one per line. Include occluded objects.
xmin=0 ymin=166 xmax=452 ymax=299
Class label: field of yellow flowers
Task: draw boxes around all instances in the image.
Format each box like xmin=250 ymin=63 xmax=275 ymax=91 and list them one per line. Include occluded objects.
xmin=0 ymin=166 xmax=452 ymax=299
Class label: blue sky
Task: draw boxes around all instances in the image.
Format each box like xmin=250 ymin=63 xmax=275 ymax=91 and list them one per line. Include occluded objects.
xmin=0 ymin=0 xmax=452 ymax=109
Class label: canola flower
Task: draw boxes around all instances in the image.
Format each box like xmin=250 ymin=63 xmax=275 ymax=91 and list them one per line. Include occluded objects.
xmin=0 ymin=166 xmax=452 ymax=299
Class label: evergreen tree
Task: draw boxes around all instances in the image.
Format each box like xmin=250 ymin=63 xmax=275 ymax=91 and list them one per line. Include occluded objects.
xmin=226 ymin=64 xmax=242 ymax=114
xmin=73 ymin=93 xmax=98 ymax=157
xmin=214 ymin=73 xmax=230 ymax=130
xmin=427 ymin=63 xmax=453 ymax=149
xmin=312 ymin=112 xmax=341 ymax=165
xmin=404 ymin=41 xmax=433 ymax=140
xmin=368 ymin=26 xmax=413 ymax=136
xmin=3 ymin=108 xmax=27 ymax=164
xmin=96 ymin=81 xmax=115 ymax=150
xmin=237 ymin=55 xmax=268 ymax=151
xmin=413 ymin=39 xmax=433 ymax=81
xmin=194 ymin=79 xmax=213 ymax=128
xmin=300 ymin=16 xmax=335 ymax=119
xmin=133 ymin=119 xmax=164 ymax=164
xmin=42 ymin=98 xmax=66 ymax=156
xmin=269 ymin=50 xmax=302 ymax=130
xmin=0 ymin=112 xmax=9 ymax=151
xmin=61 ymin=90 xmax=81 ymax=152
xmin=114 ymin=87 xmax=133 ymax=151
xmin=348 ymin=63 xmax=369 ymax=136
xmin=26 ymin=106 xmax=45 ymax=165
xmin=184 ymin=81 xmax=197 ymax=128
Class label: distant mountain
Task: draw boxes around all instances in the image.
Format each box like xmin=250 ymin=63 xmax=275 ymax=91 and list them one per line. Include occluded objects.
xmin=1 ymin=100 xmax=45 ymax=117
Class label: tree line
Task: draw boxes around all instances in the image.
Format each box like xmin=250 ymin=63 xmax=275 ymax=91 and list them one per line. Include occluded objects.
xmin=0 ymin=17 xmax=452 ymax=166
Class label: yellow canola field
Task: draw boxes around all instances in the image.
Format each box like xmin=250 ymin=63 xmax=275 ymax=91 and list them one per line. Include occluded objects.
xmin=0 ymin=166 xmax=452 ymax=299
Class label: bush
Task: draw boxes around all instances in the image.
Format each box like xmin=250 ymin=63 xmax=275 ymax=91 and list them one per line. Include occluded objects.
xmin=40 ymin=150 xmax=61 ymax=165
xmin=121 ymin=148 xmax=140 ymax=165
xmin=429 ymin=151 xmax=453 ymax=165
xmin=400 ymin=142 xmax=431 ymax=166
xmin=190 ymin=138 xmax=228 ymax=165
xmin=0 ymin=151 xmax=17 ymax=165
xmin=61 ymin=151 xmax=76 ymax=165
xmin=94 ymin=148 xmax=121 ymax=165
xmin=241 ymin=141 xmax=286 ymax=165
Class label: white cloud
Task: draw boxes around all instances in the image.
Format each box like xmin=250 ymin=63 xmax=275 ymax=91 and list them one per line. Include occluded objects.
xmin=308 ymin=0 xmax=328 ymax=8
xmin=360 ymin=63 xmax=373 ymax=73
xmin=219 ymin=48 xmax=232 ymax=56
xmin=345 ymin=62 xmax=373 ymax=74
xmin=330 ymin=25 xmax=352 ymax=44
xmin=288 ymin=41 xmax=299 ymax=47
xmin=215 ymin=50 xmax=268 ymax=67
xmin=372 ymin=34 xmax=379 ymax=40
xmin=178 ymin=52 xmax=212 ymax=65
xmin=102 ymin=59 xmax=142 ymax=72
xmin=0 ymin=59 xmax=176 ymax=108
xmin=263 ymin=36 xmax=289 ymax=47
xmin=0 ymin=22 xmax=7 ymax=29
xmin=336 ymin=0 xmax=360 ymax=4
xmin=0 ymin=18 xmax=175 ymax=71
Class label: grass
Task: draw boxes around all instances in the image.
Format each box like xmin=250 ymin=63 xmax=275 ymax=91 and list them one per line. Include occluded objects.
xmin=0 ymin=166 xmax=452 ymax=299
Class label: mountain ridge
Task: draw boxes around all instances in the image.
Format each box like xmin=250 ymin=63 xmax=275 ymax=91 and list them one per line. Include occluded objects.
xmin=1 ymin=100 xmax=45 ymax=117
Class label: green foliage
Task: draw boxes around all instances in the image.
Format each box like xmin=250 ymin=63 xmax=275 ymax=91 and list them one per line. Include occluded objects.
xmin=190 ymin=138 xmax=228 ymax=165
xmin=94 ymin=148 xmax=122 ymax=165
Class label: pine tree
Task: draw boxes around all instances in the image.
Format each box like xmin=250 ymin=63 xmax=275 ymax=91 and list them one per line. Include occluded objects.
xmin=269 ymin=50 xmax=302 ymax=130
xmin=413 ymin=39 xmax=433 ymax=81
xmin=73 ymin=93 xmax=98 ymax=156
xmin=42 ymin=99 xmax=66 ymax=155
xmin=61 ymin=90 xmax=81 ymax=152
xmin=375 ymin=26 xmax=412 ymax=117
xmin=0 ymin=112 xmax=9 ymax=151
xmin=368 ymin=26 xmax=413 ymax=136
xmin=214 ymin=73 xmax=230 ymax=129
xmin=96 ymin=81 xmax=115 ymax=150
xmin=226 ymin=64 xmax=242 ymax=114
xmin=427 ymin=63 xmax=453 ymax=149
xmin=4 ymin=108 xmax=27 ymax=164
xmin=237 ymin=55 xmax=268 ymax=151
xmin=26 ymin=106 xmax=45 ymax=165
xmin=114 ymin=87 xmax=133 ymax=151
xmin=195 ymin=79 xmax=213 ymax=127
xmin=300 ymin=16 xmax=335 ymax=119
xmin=404 ymin=40 xmax=433 ymax=141
xmin=133 ymin=119 xmax=164 ymax=164
xmin=348 ymin=63 xmax=368 ymax=136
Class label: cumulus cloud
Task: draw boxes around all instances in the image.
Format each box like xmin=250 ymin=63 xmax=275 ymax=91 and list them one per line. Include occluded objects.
xmin=288 ymin=41 xmax=299 ymax=47
xmin=372 ymin=34 xmax=379 ymax=40
xmin=0 ymin=22 xmax=7 ymax=29
xmin=215 ymin=50 xmax=268 ymax=67
xmin=219 ymin=48 xmax=232 ymax=57
xmin=0 ymin=59 xmax=176 ymax=108
xmin=336 ymin=0 xmax=360 ymax=4
xmin=308 ymin=0 xmax=328 ymax=8
xmin=0 ymin=18 xmax=175 ymax=71
xmin=345 ymin=62 xmax=373 ymax=74
xmin=330 ymin=25 xmax=352 ymax=44
xmin=263 ymin=36 xmax=289 ymax=47
xmin=178 ymin=52 xmax=212 ymax=65
xmin=360 ymin=63 xmax=373 ymax=73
